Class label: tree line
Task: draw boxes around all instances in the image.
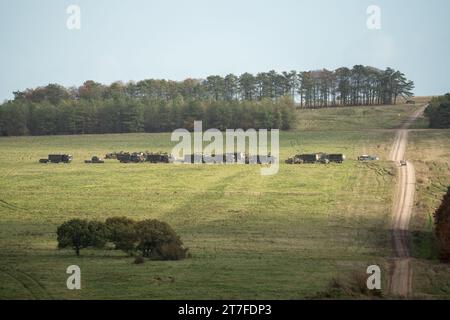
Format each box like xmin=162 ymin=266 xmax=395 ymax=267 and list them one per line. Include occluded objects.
xmin=425 ymin=93 xmax=450 ymax=128
xmin=0 ymin=65 xmax=414 ymax=136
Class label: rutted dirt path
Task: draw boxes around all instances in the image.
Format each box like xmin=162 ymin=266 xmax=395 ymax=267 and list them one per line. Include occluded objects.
xmin=388 ymin=105 xmax=427 ymax=298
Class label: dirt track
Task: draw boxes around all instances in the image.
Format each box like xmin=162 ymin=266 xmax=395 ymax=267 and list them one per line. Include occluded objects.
xmin=388 ymin=105 xmax=427 ymax=298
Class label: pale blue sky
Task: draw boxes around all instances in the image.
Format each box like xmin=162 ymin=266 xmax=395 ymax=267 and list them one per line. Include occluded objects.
xmin=1 ymin=0 xmax=449 ymax=101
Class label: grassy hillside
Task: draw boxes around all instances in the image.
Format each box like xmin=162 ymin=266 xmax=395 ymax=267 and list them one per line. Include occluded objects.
xmin=0 ymin=102 xmax=433 ymax=299
xmin=295 ymin=98 xmax=431 ymax=131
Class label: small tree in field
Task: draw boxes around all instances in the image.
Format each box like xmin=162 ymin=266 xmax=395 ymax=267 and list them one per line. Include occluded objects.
xmin=57 ymin=219 xmax=107 ymax=256
xmin=135 ymin=219 xmax=188 ymax=260
xmin=435 ymin=187 xmax=450 ymax=261
xmin=105 ymin=216 xmax=138 ymax=255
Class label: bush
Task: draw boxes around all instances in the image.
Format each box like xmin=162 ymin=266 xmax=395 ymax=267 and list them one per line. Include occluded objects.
xmin=134 ymin=256 xmax=145 ymax=264
xmin=105 ymin=217 xmax=138 ymax=255
xmin=57 ymin=219 xmax=107 ymax=256
xmin=435 ymin=187 xmax=450 ymax=261
xmin=309 ymin=272 xmax=382 ymax=299
xmin=135 ymin=219 xmax=188 ymax=260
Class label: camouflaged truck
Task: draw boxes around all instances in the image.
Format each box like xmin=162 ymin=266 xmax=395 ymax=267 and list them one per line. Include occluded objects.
xmin=39 ymin=154 xmax=73 ymax=164
xmin=145 ymin=152 xmax=173 ymax=163
xmin=116 ymin=152 xmax=146 ymax=163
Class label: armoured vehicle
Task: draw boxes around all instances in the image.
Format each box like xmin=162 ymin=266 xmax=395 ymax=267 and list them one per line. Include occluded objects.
xmin=85 ymin=156 xmax=105 ymax=164
xmin=39 ymin=154 xmax=73 ymax=164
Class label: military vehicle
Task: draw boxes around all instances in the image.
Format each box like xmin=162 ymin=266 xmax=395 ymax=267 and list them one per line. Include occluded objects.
xmin=201 ymin=153 xmax=240 ymax=164
xmin=328 ymin=154 xmax=346 ymax=163
xmin=105 ymin=152 xmax=118 ymax=160
xmin=224 ymin=153 xmax=236 ymax=163
xmin=297 ymin=154 xmax=320 ymax=164
xmin=400 ymin=160 xmax=407 ymax=166
xmin=235 ymin=152 xmax=246 ymax=163
xmin=183 ymin=153 xmax=204 ymax=164
xmin=203 ymin=154 xmax=220 ymax=164
xmin=117 ymin=152 xmax=146 ymax=163
xmin=358 ymin=155 xmax=379 ymax=161
xmin=246 ymin=154 xmax=276 ymax=164
xmin=159 ymin=153 xmax=173 ymax=164
xmin=145 ymin=152 xmax=173 ymax=163
xmin=39 ymin=154 xmax=73 ymax=164
xmin=85 ymin=156 xmax=105 ymax=164
xmin=184 ymin=152 xmax=248 ymax=164
xmin=285 ymin=153 xmax=345 ymax=164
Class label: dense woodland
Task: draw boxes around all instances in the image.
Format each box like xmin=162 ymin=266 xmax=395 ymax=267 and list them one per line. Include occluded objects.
xmin=0 ymin=66 xmax=414 ymax=136
xmin=425 ymin=94 xmax=450 ymax=128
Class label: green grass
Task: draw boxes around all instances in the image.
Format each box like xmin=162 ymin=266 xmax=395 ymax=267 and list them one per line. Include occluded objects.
xmin=0 ymin=102 xmax=433 ymax=300
xmin=406 ymin=129 xmax=450 ymax=298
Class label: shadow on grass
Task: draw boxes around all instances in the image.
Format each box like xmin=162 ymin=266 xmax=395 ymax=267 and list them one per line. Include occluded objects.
xmin=410 ymin=230 xmax=439 ymax=260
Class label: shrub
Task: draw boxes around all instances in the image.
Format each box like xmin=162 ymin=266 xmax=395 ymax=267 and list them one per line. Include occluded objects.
xmin=435 ymin=187 xmax=450 ymax=261
xmin=308 ymin=272 xmax=382 ymax=299
xmin=134 ymin=256 xmax=145 ymax=264
xmin=135 ymin=219 xmax=188 ymax=260
xmin=105 ymin=217 xmax=138 ymax=255
xmin=57 ymin=219 xmax=107 ymax=256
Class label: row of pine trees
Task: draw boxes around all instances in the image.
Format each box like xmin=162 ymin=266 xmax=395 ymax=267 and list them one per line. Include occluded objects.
xmin=0 ymin=96 xmax=296 ymax=136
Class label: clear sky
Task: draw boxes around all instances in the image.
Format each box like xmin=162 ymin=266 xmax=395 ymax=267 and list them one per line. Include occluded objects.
xmin=1 ymin=0 xmax=449 ymax=101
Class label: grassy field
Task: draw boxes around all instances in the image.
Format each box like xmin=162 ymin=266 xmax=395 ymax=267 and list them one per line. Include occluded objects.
xmin=0 ymin=102 xmax=440 ymax=300
xmin=406 ymin=129 xmax=450 ymax=298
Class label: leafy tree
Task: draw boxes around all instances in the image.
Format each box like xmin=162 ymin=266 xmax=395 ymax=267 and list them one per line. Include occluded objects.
xmin=57 ymin=219 xmax=107 ymax=256
xmin=0 ymin=101 xmax=28 ymax=136
xmin=135 ymin=219 xmax=188 ymax=260
xmin=105 ymin=217 xmax=138 ymax=255
xmin=426 ymin=94 xmax=450 ymax=128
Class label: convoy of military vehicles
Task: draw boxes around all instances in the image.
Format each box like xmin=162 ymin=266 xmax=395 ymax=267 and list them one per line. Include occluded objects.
xmin=285 ymin=153 xmax=346 ymax=164
xmin=183 ymin=153 xmax=275 ymax=164
xmin=39 ymin=152 xmax=382 ymax=165
xmin=104 ymin=151 xmax=173 ymax=163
